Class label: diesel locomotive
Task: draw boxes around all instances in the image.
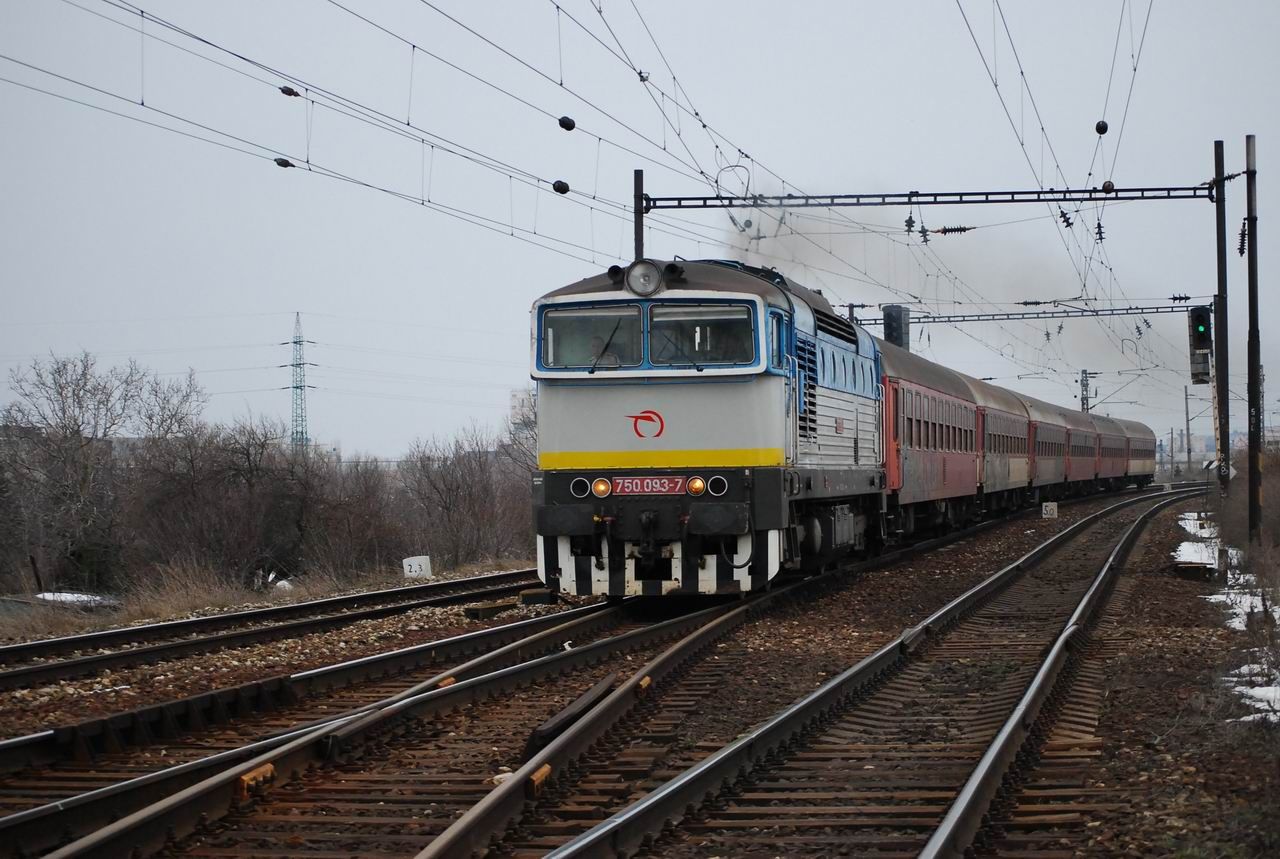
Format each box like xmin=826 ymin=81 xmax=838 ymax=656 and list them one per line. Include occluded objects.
xmin=530 ymin=259 xmax=1156 ymax=597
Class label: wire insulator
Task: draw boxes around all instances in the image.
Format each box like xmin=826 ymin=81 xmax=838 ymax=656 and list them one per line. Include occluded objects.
xmin=274 ymin=157 xmax=295 ymax=168
xmin=279 ymin=86 xmax=301 ymax=97
xmin=1239 ymin=218 xmax=1248 ymax=256
xmin=904 ymin=214 xmax=915 ymax=234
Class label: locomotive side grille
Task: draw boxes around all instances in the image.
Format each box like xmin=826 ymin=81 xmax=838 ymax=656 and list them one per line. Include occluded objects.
xmin=814 ymin=309 xmax=859 ymax=343
xmin=796 ymin=336 xmax=818 ymax=440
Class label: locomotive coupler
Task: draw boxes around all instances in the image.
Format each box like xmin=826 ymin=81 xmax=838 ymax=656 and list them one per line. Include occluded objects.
xmin=636 ymin=509 xmax=661 ymax=567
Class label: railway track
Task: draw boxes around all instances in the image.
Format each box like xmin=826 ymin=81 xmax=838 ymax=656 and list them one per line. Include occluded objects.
xmin=0 ymin=601 xmax=621 ymax=852
xmin=532 ymin=487 xmax=1201 ymax=859
xmin=0 ymin=569 xmax=539 ymax=691
xmin=2 ymin=483 xmax=1199 ymax=857
xmin=19 ymin=598 xmax=731 ymax=858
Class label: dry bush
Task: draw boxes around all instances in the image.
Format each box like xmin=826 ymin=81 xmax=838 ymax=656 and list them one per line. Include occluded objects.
xmin=398 ymin=424 xmax=534 ymax=571
xmin=2 ymin=353 xmax=537 ymax=611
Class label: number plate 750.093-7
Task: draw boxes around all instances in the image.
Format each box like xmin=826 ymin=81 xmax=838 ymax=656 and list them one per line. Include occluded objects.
xmin=611 ymin=476 xmax=686 ymax=495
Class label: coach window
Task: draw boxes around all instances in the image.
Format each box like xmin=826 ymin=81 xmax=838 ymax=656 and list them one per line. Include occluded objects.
xmin=919 ymin=393 xmax=925 ymax=447
xmin=902 ymin=393 xmax=909 ymax=446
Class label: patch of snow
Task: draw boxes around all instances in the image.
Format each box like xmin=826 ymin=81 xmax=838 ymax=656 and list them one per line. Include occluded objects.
xmin=33 ymin=591 xmax=119 ymax=608
xmin=1174 ymin=541 xmax=1219 ymax=566
xmin=1231 ymin=684 xmax=1280 ymax=722
xmin=1178 ymin=511 xmax=1218 ymax=538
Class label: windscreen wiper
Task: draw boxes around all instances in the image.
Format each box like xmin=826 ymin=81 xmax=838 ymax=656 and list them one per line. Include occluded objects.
xmin=658 ymin=330 xmax=703 ymax=372
xmin=588 ymin=319 xmax=622 ymax=374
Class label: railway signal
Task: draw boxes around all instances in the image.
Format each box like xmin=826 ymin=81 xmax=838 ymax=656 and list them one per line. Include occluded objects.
xmin=1187 ymin=306 xmax=1212 ymax=385
xmin=1188 ymin=306 xmax=1213 ymax=351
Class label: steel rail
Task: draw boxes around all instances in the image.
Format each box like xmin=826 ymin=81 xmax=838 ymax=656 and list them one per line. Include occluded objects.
xmin=0 ymin=601 xmax=609 ymax=773
xmin=415 ymin=484 xmax=1200 ymax=858
xmin=418 ymin=580 xmax=807 ymax=858
xmin=546 ymin=487 xmax=1202 ymax=858
xmin=917 ymin=491 xmax=1196 ymax=858
xmin=0 ymin=574 xmax=538 ymax=691
xmin=0 ymin=602 xmax=620 ymax=856
xmin=5 ymin=481 xmax=1199 ymax=857
xmin=0 ymin=568 xmax=535 ymax=665
xmin=42 ymin=602 xmax=735 ymax=859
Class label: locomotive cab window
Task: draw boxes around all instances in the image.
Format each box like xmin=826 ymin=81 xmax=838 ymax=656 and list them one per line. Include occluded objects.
xmin=651 ymin=304 xmax=754 ymax=365
xmin=542 ymin=305 xmax=642 ymax=368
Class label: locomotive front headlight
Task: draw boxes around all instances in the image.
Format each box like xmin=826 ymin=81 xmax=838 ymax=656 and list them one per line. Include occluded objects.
xmin=624 ymin=259 xmax=663 ymax=297
xmin=591 ymin=478 xmax=612 ymax=498
xmin=687 ymin=476 xmax=706 ymax=496
xmin=707 ymin=475 xmax=728 ymax=496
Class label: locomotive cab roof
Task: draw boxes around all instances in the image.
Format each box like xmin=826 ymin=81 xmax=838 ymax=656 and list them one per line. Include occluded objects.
xmin=538 ymin=259 xmax=811 ymax=312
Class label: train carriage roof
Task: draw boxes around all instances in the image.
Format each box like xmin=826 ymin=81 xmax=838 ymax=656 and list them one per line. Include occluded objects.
xmin=1090 ymin=414 xmax=1127 ymax=438
xmin=955 ymin=373 xmax=1031 ymax=420
xmin=874 ymin=337 xmax=974 ymax=401
xmin=1110 ymin=417 xmax=1157 ymax=442
xmin=1018 ymin=393 xmax=1096 ymax=432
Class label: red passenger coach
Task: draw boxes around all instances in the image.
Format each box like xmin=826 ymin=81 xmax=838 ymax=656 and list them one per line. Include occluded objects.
xmin=880 ymin=340 xmax=980 ymax=530
xmin=1023 ymin=396 xmax=1069 ymax=490
xmin=963 ymin=376 xmax=1032 ymax=513
xmin=1092 ymin=415 xmax=1130 ymax=485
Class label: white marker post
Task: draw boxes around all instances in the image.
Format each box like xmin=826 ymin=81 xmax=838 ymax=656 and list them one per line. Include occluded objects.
xmin=403 ymin=555 xmax=433 ymax=579
xmin=1041 ymin=502 xmax=1058 ymax=519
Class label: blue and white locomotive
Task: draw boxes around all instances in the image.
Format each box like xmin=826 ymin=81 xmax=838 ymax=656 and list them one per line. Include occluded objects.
xmin=529 ymin=258 xmax=1159 ymax=599
xmin=530 ymin=259 xmax=884 ymax=596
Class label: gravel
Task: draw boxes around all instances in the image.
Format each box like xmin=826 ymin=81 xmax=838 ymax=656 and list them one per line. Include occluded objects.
xmin=0 ymin=597 xmax=583 ymax=738
xmin=1077 ymin=499 xmax=1280 ymax=856
xmin=663 ymin=495 xmax=1130 ymax=755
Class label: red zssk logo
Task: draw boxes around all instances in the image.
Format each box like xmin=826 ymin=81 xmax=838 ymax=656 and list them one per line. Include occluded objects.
xmin=627 ymin=409 xmax=665 ymax=438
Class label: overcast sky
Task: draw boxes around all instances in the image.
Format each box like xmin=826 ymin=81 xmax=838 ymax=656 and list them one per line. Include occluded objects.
xmin=2 ymin=1 xmax=1275 ymax=457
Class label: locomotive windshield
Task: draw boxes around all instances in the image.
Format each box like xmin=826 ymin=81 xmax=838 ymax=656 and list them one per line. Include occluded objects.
xmin=650 ymin=304 xmax=754 ymax=365
xmin=542 ymin=305 xmax=642 ymax=369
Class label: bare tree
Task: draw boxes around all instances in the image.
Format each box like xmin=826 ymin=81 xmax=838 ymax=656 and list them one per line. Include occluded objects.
xmin=1 ymin=351 xmax=533 ymax=596
xmin=399 ymin=425 xmax=531 ymax=570
xmin=0 ymin=353 xmax=204 ymax=591
xmin=501 ymin=386 xmax=538 ymax=474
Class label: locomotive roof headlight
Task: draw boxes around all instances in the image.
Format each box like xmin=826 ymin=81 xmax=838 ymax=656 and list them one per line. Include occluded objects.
xmin=707 ymin=475 xmax=728 ymax=496
xmin=687 ymin=476 xmax=706 ymax=496
xmin=624 ymin=259 xmax=664 ymax=297
xmin=570 ymin=477 xmax=591 ymax=498
xmin=591 ymin=477 xmax=612 ymax=498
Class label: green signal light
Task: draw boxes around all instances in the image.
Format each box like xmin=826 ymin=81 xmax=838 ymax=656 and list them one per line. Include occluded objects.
xmin=1197 ymin=324 xmax=1206 ymax=332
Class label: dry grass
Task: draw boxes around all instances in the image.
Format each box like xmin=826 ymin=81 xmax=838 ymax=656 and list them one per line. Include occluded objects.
xmin=0 ymin=601 xmax=102 ymax=642
xmin=0 ymin=555 xmax=538 ymax=644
